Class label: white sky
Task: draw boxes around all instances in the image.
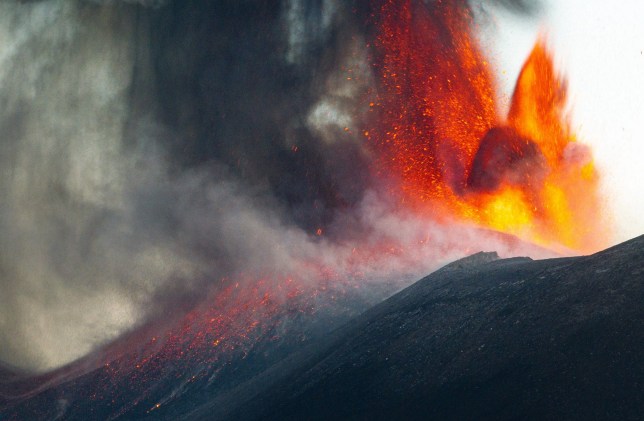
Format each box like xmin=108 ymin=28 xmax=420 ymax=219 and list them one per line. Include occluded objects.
xmin=484 ymin=1 xmax=644 ymax=245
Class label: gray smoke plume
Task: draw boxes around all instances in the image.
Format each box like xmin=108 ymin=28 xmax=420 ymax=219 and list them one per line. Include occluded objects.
xmin=0 ymin=0 xmax=545 ymax=372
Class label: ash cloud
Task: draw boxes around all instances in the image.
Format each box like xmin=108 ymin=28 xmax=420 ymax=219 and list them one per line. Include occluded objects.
xmin=0 ymin=0 xmax=550 ymax=372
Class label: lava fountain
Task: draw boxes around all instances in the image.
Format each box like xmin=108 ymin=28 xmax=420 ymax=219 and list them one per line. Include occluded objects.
xmin=369 ymin=0 xmax=609 ymax=253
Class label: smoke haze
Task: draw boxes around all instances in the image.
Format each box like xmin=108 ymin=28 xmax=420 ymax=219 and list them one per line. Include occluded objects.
xmin=0 ymin=0 xmax=546 ymax=372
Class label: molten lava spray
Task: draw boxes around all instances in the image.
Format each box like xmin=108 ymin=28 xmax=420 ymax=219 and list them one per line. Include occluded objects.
xmin=369 ymin=0 xmax=608 ymax=253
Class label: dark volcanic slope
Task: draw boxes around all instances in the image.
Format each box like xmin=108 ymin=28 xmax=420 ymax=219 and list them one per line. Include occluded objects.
xmin=215 ymin=235 xmax=644 ymax=421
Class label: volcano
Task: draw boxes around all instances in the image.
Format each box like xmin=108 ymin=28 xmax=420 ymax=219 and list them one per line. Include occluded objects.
xmin=0 ymin=0 xmax=630 ymax=420
xmin=2 ymin=234 xmax=642 ymax=420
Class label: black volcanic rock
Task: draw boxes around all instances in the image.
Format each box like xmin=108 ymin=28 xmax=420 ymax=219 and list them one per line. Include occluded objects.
xmin=2 ymin=236 xmax=642 ymax=420
xmin=211 ymin=236 xmax=644 ymax=421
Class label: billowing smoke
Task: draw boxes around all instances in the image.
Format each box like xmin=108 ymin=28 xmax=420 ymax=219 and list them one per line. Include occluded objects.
xmin=0 ymin=0 xmax=544 ymax=372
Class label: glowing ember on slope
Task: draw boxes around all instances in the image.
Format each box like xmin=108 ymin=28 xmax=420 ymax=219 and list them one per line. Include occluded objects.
xmin=369 ymin=0 xmax=609 ymax=253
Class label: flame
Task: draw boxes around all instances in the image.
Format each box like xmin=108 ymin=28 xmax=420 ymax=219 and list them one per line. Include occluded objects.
xmin=370 ymin=0 xmax=609 ymax=253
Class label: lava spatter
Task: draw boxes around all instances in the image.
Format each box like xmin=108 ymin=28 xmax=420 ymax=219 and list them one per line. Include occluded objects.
xmin=369 ymin=0 xmax=608 ymax=253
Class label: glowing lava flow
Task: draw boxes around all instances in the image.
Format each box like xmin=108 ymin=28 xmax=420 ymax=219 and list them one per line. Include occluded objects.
xmin=369 ymin=0 xmax=609 ymax=253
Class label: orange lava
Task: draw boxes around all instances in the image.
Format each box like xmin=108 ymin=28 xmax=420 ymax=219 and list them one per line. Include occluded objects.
xmin=369 ymin=0 xmax=609 ymax=253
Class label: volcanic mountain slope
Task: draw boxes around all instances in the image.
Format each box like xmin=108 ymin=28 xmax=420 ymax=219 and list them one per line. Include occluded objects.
xmin=202 ymin=235 xmax=644 ymax=421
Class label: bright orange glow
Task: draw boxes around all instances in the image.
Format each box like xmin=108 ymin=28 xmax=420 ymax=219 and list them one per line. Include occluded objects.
xmin=480 ymin=187 xmax=533 ymax=234
xmin=508 ymin=41 xmax=569 ymax=166
xmin=370 ymin=0 xmax=609 ymax=253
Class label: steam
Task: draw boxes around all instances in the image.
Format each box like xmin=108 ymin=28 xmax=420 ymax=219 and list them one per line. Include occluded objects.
xmin=0 ymin=0 xmax=548 ymax=372
xmin=0 ymin=0 xmax=187 ymax=371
